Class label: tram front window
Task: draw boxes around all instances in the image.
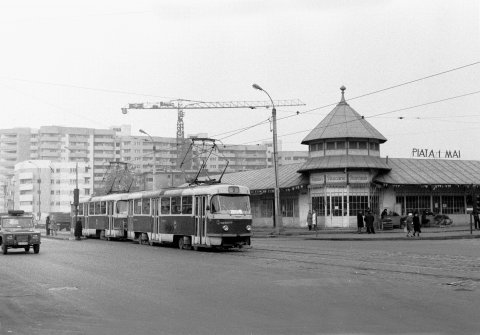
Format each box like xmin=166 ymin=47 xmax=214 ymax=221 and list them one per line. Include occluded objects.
xmin=210 ymin=195 xmax=251 ymax=215
xmin=116 ymin=200 xmax=128 ymax=215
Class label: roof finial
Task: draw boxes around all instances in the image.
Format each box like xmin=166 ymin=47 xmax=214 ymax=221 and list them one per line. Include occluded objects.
xmin=340 ymin=85 xmax=346 ymax=103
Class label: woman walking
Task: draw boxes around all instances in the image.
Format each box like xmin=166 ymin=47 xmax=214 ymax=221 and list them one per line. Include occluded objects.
xmin=405 ymin=213 xmax=414 ymax=237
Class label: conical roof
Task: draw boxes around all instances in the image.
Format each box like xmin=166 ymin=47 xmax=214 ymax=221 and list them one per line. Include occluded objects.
xmin=301 ymin=86 xmax=387 ymax=144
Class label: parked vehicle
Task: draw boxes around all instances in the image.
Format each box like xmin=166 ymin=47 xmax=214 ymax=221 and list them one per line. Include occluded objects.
xmin=0 ymin=210 xmax=41 ymax=254
xmin=433 ymin=214 xmax=453 ymax=226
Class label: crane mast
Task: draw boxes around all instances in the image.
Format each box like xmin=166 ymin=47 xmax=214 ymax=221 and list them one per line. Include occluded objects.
xmin=122 ymin=98 xmax=305 ymax=168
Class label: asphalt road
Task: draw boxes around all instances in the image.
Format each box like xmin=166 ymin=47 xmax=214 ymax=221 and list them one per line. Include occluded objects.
xmin=0 ymin=237 xmax=479 ymax=335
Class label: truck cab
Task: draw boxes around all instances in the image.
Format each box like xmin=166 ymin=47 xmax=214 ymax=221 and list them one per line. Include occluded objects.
xmin=0 ymin=210 xmax=41 ymax=254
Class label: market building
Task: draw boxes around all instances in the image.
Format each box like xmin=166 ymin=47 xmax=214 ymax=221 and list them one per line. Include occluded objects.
xmin=219 ymin=86 xmax=480 ymax=229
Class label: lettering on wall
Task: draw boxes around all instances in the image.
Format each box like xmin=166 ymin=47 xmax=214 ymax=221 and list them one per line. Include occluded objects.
xmin=411 ymin=148 xmax=461 ymax=159
xmin=310 ymin=172 xmax=371 ymax=185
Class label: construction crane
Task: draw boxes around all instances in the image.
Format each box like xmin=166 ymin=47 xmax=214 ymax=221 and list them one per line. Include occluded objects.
xmin=121 ymin=98 xmax=305 ymax=167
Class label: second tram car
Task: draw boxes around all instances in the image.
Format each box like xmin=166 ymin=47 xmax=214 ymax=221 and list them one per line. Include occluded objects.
xmin=75 ymin=183 xmax=252 ymax=250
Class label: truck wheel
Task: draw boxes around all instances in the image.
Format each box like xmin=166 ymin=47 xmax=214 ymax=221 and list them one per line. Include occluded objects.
xmin=24 ymin=246 xmax=30 ymax=253
xmin=2 ymin=243 xmax=7 ymax=255
xmin=33 ymin=245 xmax=40 ymax=254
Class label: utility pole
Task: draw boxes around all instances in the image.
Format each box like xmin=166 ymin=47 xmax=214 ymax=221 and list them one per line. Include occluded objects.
xmin=252 ymin=84 xmax=282 ymax=235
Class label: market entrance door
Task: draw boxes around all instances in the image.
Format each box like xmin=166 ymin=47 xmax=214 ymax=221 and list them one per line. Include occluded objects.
xmin=326 ymin=191 xmax=349 ymax=228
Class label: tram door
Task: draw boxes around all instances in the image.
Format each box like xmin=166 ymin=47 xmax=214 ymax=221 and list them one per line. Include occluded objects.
xmin=152 ymin=199 xmax=159 ymax=241
xmin=326 ymin=191 xmax=348 ymax=228
xmin=107 ymin=201 xmax=114 ymax=235
xmin=195 ymin=196 xmax=207 ymax=245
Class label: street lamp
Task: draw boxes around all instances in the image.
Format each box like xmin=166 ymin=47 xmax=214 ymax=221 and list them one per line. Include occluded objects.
xmin=139 ymin=129 xmax=156 ymax=190
xmin=27 ymin=161 xmax=42 ymax=223
xmin=64 ymin=147 xmax=79 ymax=239
xmin=252 ymin=83 xmax=282 ymax=234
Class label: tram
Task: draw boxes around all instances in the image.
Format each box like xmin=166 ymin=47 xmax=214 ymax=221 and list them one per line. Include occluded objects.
xmin=75 ymin=183 xmax=252 ymax=250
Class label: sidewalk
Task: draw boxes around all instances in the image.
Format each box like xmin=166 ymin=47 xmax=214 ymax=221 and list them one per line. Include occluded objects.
xmin=252 ymin=225 xmax=480 ymax=241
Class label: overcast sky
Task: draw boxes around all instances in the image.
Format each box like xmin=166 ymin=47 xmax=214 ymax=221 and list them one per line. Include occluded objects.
xmin=0 ymin=0 xmax=479 ymax=160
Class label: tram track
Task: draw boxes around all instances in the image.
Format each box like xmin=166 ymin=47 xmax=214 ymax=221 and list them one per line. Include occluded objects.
xmin=232 ymin=246 xmax=480 ymax=284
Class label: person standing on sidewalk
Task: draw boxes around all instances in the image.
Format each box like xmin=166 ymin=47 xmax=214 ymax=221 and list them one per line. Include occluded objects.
xmin=307 ymin=210 xmax=313 ymax=231
xmin=413 ymin=212 xmax=421 ymax=237
xmin=405 ymin=213 xmax=414 ymax=237
xmin=312 ymin=210 xmax=317 ymax=231
xmin=473 ymin=208 xmax=480 ymax=230
xmin=50 ymin=219 xmax=58 ymax=236
xmin=357 ymin=211 xmax=364 ymax=233
xmin=45 ymin=215 xmax=50 ymax=236
xmin=364 ymin=211 xmax=375 ymax=234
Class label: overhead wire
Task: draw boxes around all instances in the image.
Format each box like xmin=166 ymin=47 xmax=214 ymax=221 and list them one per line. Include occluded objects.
xmin=213 ymin=61 xmax=480 ymax=142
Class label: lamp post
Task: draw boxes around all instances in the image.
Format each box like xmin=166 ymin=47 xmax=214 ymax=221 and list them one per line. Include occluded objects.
xmin=64 ymin=147 xmax=79 ymax=238
xmin=252 ymin=83 xmax=282 ymax=234
xmin=27 ymin=161 xmax=41 ymax=223
xmin=139 ymin=129 xmax=156 ymax=190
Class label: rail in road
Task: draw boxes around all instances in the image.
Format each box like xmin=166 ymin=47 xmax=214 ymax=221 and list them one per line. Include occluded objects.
xmin=231 ymin=242 xmax=480 ymax=288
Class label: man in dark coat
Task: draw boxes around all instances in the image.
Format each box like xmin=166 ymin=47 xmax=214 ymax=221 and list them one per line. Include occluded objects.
xmin=45 ymin=215 xmax=50 ymax=236
xmin=473 ymin=209 xmax=480 ymax=230
xmin=364 ymin=211 xmax=375 ymax=234
xmin=356 ymin=211 xmax=364 ymax=233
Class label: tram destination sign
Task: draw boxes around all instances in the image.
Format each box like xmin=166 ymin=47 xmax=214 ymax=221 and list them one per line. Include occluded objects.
xmin=411 ymin=148 xmax=461 ymax=159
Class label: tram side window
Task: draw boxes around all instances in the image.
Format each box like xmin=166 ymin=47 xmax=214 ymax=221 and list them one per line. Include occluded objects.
xmin=116 ymin=200 xmax=129 ymax=215
xmin=89 ymin=203 xmax=94 ymax=215
xmin=171 ymin=196 xmax=181 ymax=214
xmin=142 ymin=199 xmax=151 ymax=215
xmin=100 ymin=201 xmax=107 ymax=215
xmin=79 ymin=204 xmax=84 ymax=216
xmin=182 ymin=196 xmax=192 ymax=214
xmin=95 ymin=202 xmax=101 ymax=215
xmin=134 ymin=199 xmax=142 ymax=214
xmin=161 ymin=197 xmax=170 ymax=214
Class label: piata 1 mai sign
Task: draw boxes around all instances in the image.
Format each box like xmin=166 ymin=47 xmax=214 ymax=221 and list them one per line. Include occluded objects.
xmin=411 ymin=149 xmax=461 ymax=159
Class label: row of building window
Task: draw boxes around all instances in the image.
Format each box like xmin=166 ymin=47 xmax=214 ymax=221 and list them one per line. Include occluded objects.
xmin=310 ymin=141 xmax=379 ymax=152
xmin=395 ymin=195 xmax=467 ymax=215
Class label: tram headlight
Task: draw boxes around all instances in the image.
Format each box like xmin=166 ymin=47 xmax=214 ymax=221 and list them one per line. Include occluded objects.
xmin=222 ymin=225 xmax=229 ymax=231
xmin=245 ymin=225 xmax=252 ymax=231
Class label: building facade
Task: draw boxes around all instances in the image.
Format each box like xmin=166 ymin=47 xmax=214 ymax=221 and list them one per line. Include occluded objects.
xmin=219 ymin=87 xmax=480 ymax=229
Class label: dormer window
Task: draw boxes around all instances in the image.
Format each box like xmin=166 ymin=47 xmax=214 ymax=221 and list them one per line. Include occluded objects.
xmin=358 ymin=141 xmax=367 ymax=150
xmin=326 ymin=142 xmax=335 ymax=150
xmin=336 ymin=141 xmax=345 ymax=149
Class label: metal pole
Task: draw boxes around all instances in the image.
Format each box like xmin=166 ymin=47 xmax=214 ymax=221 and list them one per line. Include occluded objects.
xmin=75 ymin=162 xmax=78 ymax=226
xmin=37 ymin=169 xmax=41 ymax=222
xmin=252 ymin=84 xmax=282 ymax=234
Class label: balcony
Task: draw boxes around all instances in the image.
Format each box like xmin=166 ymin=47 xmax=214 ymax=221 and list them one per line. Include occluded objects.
xmin=19 ymin=184 xmax=34 ymax=191
xmin=19 ymin=194 xmax=34 ymax=202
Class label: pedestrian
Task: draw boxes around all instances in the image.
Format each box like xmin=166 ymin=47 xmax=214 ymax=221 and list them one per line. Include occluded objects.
xmin=356 ymin=211 xmax=364 ymax=233
xmin=45 ymin=215 xmax=50 ymax=236
xmin=405 ymin=213 xmax=414 ymax=237
xmin=312 ymin=210 xmax=317 ymax=231
xmin=306 ymin=210 xmax=313 ymax=231
xmin=364 ymin=211 xmax=375 ymax=234
xmin=473 ymin=208 xmax=480 ymax=230
xmin=74 ymin=220 xmax=82 ymax=240
xmin=413 ymin=211 xmax=421 ymax=237
xmin=50 ymin=219 xmax=57 ymax=236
